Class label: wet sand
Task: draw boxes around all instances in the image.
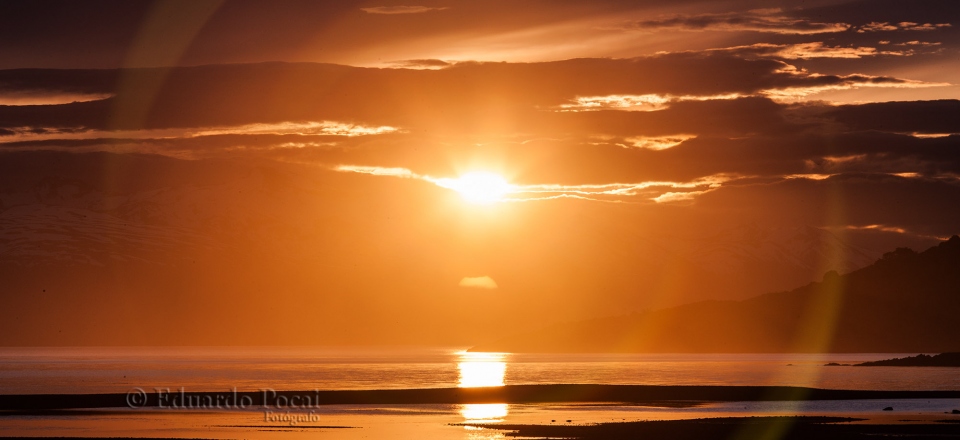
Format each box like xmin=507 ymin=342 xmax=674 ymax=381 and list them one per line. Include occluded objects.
xmin=3 ymin=384 xmax=960 ymax=410
xmin=3 ymin=385 xmax=959 ymax=439
xmin=465 ymin=416 xmax=960 ymax=439
xmin=1 ymin=400 xmax=959 ymax=439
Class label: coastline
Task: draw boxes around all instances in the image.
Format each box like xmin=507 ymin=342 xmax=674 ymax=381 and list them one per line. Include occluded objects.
xmin=464 ymin=416 xmax=960 ymax=440
xmin=4 ymin=384 xmax=960 ymax=410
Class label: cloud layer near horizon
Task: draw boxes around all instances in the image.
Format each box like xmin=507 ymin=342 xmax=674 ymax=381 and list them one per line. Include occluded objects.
xmin=1 ymin=55 xmax=957 ymax=214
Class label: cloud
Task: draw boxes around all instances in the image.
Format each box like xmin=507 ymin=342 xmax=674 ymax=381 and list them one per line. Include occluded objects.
xmin=624 ymin=9 xmax=851 ymax=34
xmin=513 ymin=174 xmax=731 ymax=203
xmin=335 ymin=165 xmax=418 ymax=178
xmin=361 ymin=6 xmax=448 ymax=15
xmin=0 ymin=57 xmax=937 ymax=138
xmin=841 ymin=223 xmax=954 ymax=241
xmin=191 ymin=121 xmax=399 ymax=137
xmin=459 ymin=276 xmax=498 ymax=289
xmin=0 ymin=91 xmax=113 ymax=106
xmin=1 ymin=62 xmax=957 ymax=200
xmin=556 ymin=93 xmax=743 ymax=112
xmin=332 ymin=164 xmax=733 ymax=203
xmin=761 ymin=71 xmax=946 ymax=101
xmin=896 ymin=41 xmax=942 ymax=46
xmin=713 ymin=42 xmax=908 ymax=59
xmin=785 ymin=173 xmax=834 ymax=181
xmin=858 ymin=21 xmax=951 ymax=32
xmin=653 ymin=190 xmax=708 ymax=203
xmin=623 ymin=134 xmax=696 ymax=150
xmin=557 ymin=94 xmax=671 ymax=112
xmin=859 ymin=22 xmax=899 ymax=32
xmin=15 ymin=97 xmax=960 ymax=190
xmin=387 ymin=59 xmax=452 ymax=69
xmin=0 ymin=121 xmax=398 ymax=144
xmin=844 ymin=224 xmax=907 ymax=234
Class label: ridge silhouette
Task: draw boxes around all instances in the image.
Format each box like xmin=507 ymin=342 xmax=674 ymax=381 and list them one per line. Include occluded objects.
xmin=473 ymin=236 xmax=960 ymax=353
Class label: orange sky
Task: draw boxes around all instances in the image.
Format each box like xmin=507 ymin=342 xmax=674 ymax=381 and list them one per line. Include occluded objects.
xmin=0 ymin=0 xmax=958 ymax=346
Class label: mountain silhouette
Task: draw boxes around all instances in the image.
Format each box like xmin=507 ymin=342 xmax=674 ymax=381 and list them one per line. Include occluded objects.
xmin=855 ymin=352 xmax=960 ymax=367
xmin=472 ymin=236 xmax=960 ymax=353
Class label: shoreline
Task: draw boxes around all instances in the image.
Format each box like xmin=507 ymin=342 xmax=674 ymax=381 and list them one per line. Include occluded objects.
xmin=464 ymin=416 xmax=960 ymax=440
xmin=3 ymin=384 xmax=960 ymax=410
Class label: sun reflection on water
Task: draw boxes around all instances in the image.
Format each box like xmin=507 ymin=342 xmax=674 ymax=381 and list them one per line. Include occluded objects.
xmin=457 ymin=351 xmax=507 ymax=388
xmin=460 ymin=403 xmax=509 ymax=422
xmin=457 ymin=351 xmax=510 ymax=424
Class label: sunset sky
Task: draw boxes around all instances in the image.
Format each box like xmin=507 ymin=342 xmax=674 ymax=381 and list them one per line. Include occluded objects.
xmin=1 ymin=0 xmax=958 ymax=346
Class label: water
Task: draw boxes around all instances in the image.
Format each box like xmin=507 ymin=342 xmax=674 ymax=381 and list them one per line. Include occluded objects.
xmin=1 ymin=347 xmax=958 ymax=394
xmin=3 ymin=400 xmax=960 ymax=439
xmin=2 ymin=348 xmax=959 ymax=439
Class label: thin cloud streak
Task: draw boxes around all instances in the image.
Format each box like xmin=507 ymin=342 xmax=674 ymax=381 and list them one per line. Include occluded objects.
xmin=191 ymin=121 xmax=400 ymax=137
xmin=838 ymin=224 xmax=952 ymax=241
xmin=623 ymin=134 xmax=696 ymax=150
xmin=786 ymin=174 xmax=835 ymax=181
xmin=0 ymin=121 xmax=399 ymax=144
xmin=557 ymin=93 xmax=745 ymax=112
xmin=555 ymin=74 xmax=943 ymax=111
xmin=623 ymin=9 xmax=851 ymax=34
xmin=652 ymin=190 xmax=710 ymax=203
xmin=761 ymin=72 xmax=949 ymax=101
xmin=334 ymin=164 xmax=734 ymax=203
xmin=335 ymin=165 xmax=419 ymax=178
xmin=711 ymin=42 xmax=911 ymax=59
xmin=0 ymin=92 xmax=114 ymax=106
xmin=360 ymin=6 xmax=448 ymax=15
xmin=858 ymin=22 xmax=951 ymax=33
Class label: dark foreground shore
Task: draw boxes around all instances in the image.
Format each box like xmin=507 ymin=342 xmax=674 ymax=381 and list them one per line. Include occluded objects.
xmin=3 ymin=417 xmax=960 ymax=440
xmin=466 ymin=416 xmax=960 ymax=440
xmin=3 ymin=384 xmax=960 ymax=410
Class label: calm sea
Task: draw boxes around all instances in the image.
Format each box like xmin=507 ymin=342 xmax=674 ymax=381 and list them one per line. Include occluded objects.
xmin=1 ymin=347 xmax=958 ymax=394
xmin=1 ymin=348 xmax=959 ymax=439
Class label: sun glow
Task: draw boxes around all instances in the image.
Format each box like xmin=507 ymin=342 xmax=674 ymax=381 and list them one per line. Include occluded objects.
xmin=457 ymin=352 xmax=509 ymax=422
xmin=435 ymin=172 xmax=513 ymax=204
xmin=457 ymin=351 xmax=507 ymax=387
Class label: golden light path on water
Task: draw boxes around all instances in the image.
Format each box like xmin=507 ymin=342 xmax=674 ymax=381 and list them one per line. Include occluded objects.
xmin=457 ymin=351 xmax=509 ymax=424
xmin=458 ymin=352 xmax=507 ymax=388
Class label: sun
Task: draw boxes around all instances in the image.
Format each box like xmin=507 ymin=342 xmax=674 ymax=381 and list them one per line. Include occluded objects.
xmin=438 ymin=171 xmax=513 ymax=204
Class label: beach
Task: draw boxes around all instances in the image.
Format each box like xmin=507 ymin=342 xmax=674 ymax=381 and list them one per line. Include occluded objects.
xmin=2 ymin=349 xmax=960 ymax=439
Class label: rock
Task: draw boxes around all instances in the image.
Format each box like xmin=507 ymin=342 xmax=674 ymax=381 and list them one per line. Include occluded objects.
xmin=883 ymin=407 xmax=893 ymax=411
xmin=952 ymin=409 xmax=960 ymax=414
